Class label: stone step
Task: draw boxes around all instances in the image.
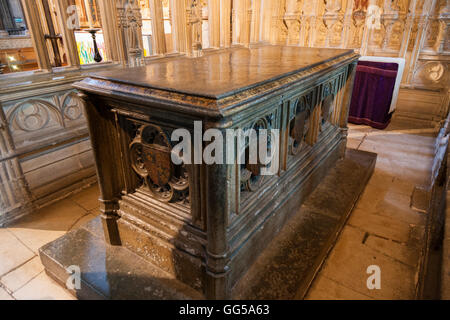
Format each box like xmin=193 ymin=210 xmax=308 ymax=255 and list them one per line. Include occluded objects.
xmin=39 ymin=217 xmax=204 ymax=300
xmin=232 ymin=148 xmax=377 ymax=299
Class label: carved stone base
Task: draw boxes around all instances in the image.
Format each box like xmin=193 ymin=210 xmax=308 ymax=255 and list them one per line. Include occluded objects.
xmin=39 ymin=148 xmax=376 ymax=300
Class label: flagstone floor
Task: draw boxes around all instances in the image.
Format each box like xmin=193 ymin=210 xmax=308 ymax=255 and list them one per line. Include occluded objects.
xmin=0 ymin=118 xmax=438 ymax=300
xmin=306 ymin=118 xmax=437 ymax=300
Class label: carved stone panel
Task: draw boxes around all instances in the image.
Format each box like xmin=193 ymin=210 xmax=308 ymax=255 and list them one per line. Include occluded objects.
xmin=240 ymin=112 xmax=277 ymax=193
xmin=5 ymin=91 xmax=86 ymax=149
xmin=128 ymin=120 xmax=189 ymax=205
xmin=288 ymin=90 xmax=315 ymax=156
xmin=238 ymin=108 xmax=280 ymax=208
xmin=320 ymin=75 xmax=341 ymax=131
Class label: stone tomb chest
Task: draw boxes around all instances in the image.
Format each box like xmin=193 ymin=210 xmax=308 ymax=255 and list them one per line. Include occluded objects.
xmin=74 ymin=45 xmax=359 ymax=299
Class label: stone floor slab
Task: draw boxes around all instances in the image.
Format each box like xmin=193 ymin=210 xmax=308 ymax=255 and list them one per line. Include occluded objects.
xmin=0 ymin=229 xmax=35 ymax=277
xmin=12 ymin=272 xmax=75 ymax=300
xmin=305 ymin=275 xmax=373 ymax=300
xmin=374 ymin=192 xmax=425 ymax=226
xmin=69 ymin=185 xmax=100 ymax=211
xmin=6 ymin=198 xmax=91 ymax=254
xmin=347 ymin=137 xmax=363 ymax=150
xmin=0 ymin=256 xmax=45 ymax=293
xmin=7 ymin=228 xmax=66 ymax=255
xmin=365 ymin=170 xmax=415 ymax=198
xmin=356 ymin=185 xmax=425 ymax=226
xmin=364 ymin=235 xmax=420 ymax=268
xmin=348 ymin=209 xmax=413 ymax=244
xmin=319 ymin=226 xmax=417 ymax=300
xmin=69 ymin=212 xmax=99 ymax=231
xmin=0 ymin=287 xmax=13 ymax=300
xmin=10 ymin=198 xmax=87 ymax=232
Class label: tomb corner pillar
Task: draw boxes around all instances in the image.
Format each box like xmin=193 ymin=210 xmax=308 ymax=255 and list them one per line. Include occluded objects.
xmin=79 ymin=92 xmax=123 ymax=245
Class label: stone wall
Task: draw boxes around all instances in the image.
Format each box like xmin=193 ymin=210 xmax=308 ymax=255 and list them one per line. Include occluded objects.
xmin=262 ymin=0 xmax=449 ymax=91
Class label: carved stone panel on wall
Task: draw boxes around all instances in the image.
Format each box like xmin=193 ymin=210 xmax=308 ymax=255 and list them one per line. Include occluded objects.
xmin=4 ymin=91 xmax=86 ymax=149
xmin=413 ymin=60 xmax=449 ymax=88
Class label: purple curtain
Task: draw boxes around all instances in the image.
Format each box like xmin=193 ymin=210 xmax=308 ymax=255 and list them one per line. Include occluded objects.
xmin=348 ymin=61 xmax=399 ymax=129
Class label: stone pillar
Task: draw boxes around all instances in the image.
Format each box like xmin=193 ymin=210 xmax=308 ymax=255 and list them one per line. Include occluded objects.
xmin=249 ymin=0 xmax=261 ymax=44
xmin=20 ymin=0 xmax=52 ymax=71
xmin=0 ymin=4 xmax=9 ymax=37
xmin=126 ymin=0 xmax=144 ymax=66
xmin=406 ymin=0 xmax=438 ymax=84
xmin=170 ymin=0 xmax=188 ymax=53
xmin=232 ymin=0 xmax=251 ymax=46
xmin=149 ymin=0 xmax=167 ymax=54
xmin=0 ymin=106 xmax=33 ymax=226
xmin=79 ymin=93 xmax=123 ymax=245
xmin=307 ymin=0 xmax=320 ymax=47
xmin=0 ymin=0 xmax=16 ymax=35
xmin=54 ymin=0 xmax=80 ymax=68
xmin=434 ymin=13 xmax=449 ymax=53
xmin=219 ymin=0 xmax=231 ymax=47
xmin=115 ymin=0 xmax=144 ymax=67
xmin=98 ymin=0 xmax=122 ymax=63
xmin=359 ymin=0 xmax=379 ymax=56
xmin=269 ymin=0 xmax=281 ymax=44
xmin=259 ymin=0 xmax=272 ymax=44
xmin=399 ymin=0 xmax=418 ymax=58
xmin=322 ymin=0 xmax=343 ymax=48
xmin=341 ymin=0 xmax=354 ymax=48
xmin=298 ymin=1 xmax=308 ymax=47
xmin=208 ymin=0 xmax=220 ymax=47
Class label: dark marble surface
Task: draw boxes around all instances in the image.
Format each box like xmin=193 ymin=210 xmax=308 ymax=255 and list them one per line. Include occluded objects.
xmin=90 ymin=46 xmax=354 ymax=99
xmin=39 ymin=149 xmax=376 ymax=300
